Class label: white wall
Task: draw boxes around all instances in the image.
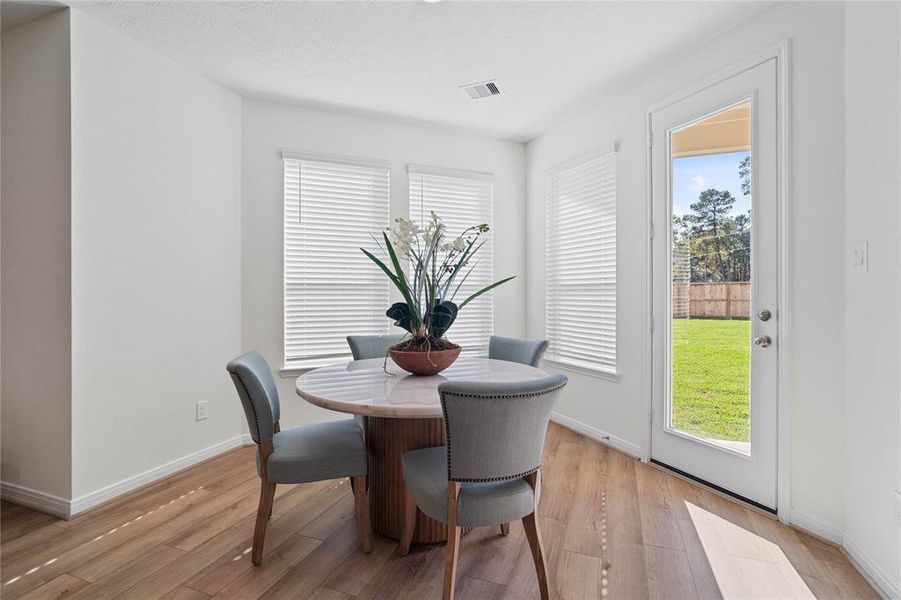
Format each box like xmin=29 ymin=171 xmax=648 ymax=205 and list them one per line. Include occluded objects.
xmin=1 ymin=10 xmax=73 ymax=501
xmin=68 ymin=11 xmax=244 ymax=500
xmin=843 ymin=2 xmax=901 ymax=594
xmin=241 ymin=98 xmax=526 ymax=427
xmin=525 ymin=1 xmax=848 ymax=532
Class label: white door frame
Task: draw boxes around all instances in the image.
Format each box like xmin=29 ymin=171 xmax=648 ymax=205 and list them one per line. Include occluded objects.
xmin=642 ymin=41 xmax=791 ymax=521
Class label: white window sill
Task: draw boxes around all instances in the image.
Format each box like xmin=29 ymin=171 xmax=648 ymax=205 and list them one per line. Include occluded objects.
xmin=280 ymin=357 xmax=351 ymax=378
xmin=279 ymin=366 xmax=313 ymax=378
xmin=543 ymin=358 xmax=621 ymax=382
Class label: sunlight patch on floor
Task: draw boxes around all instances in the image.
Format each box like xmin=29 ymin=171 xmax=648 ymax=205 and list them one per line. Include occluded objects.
xmin=2 ymin=485 xmax=204 ymax=587
xmin=686 ymin=502 xmax=814 ymax=599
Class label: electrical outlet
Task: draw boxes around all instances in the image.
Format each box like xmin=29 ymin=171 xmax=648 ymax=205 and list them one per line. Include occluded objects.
xmin=196 ymin=401 xmax=208 ymax=422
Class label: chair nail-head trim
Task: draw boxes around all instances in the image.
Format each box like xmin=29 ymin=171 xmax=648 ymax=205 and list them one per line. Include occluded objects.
xmin=439 ymin=375 xmax=567 ymax=483
xmin=230 ymin=372 xmax=263 ymax=443
xmin=226 ymin=351 xmax=280 ymax=445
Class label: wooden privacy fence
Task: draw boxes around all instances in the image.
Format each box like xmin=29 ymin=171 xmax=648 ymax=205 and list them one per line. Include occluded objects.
xmin=672 ymin=282 xmax=750 ymax=319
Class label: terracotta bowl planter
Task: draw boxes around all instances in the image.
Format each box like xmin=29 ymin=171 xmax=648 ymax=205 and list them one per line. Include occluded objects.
xmin=389 ymin=347 xmax=461 ymax=376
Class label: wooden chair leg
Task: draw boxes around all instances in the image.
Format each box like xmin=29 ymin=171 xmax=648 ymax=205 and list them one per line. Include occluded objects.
xmin=523 ymin=469 xmax=549 ymax=600
xmin=399 ymin=483 xmax=417 ymax=556
xmin=443 ymin=482 xmax=462 ymax=600
xmin=522 ymin=512 xmax=549 ymax=600
xmin=252 ymin=480 xmax=276 ymax=566
xmin=351 ymin=475 xmax=371 ymax=554
xmin=500 ymin=522 xmax=510 ymax=536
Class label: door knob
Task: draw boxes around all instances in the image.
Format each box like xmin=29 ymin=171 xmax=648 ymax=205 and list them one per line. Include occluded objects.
xmin=758 ymin=309 xmax=772 ymax=321
xmin=754 ymin=336 xmax=772 ymax=348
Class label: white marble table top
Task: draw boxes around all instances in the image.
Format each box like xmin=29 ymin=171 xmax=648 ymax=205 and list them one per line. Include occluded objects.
xmin=295 ymin=356 xmax=549 ymax=418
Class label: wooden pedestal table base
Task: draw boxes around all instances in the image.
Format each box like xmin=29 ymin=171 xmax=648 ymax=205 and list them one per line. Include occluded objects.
xmin=366 ymin=416 xmax=448 ymax=543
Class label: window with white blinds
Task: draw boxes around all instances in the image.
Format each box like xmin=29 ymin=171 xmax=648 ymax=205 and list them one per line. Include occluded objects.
xmin=546 ymin=148 xmax=617 ymax=375
xmin=409 ymin=166 xmax=495 ymax=354
xmin=283 ymin=153 xmax=390 ymax=367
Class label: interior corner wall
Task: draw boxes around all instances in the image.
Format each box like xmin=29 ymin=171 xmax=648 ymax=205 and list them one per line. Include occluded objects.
xmin=1 ymin=10 xmax=73 ymax=502
xmin=525 ymin=1 xmax=848 ymax=532
xmin=68 ymin=10 xmax=244 ymax=501
xmin=843 ymin=1 xmax=901 ymax=594
xmin=241 ymin=98 xmax=527 ymax=429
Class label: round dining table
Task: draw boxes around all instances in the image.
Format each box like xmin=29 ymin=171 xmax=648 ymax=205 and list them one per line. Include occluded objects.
xmin=295 ymin=355 xmax=548 ymax=543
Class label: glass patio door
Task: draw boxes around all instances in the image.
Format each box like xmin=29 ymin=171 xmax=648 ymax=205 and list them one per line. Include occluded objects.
xmin=650 ymin=59 xmax=779 ymax=510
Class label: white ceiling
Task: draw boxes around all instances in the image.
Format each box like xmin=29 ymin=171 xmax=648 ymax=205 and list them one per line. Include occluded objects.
xmin=68 ymin=1 xmax=774 ymax=141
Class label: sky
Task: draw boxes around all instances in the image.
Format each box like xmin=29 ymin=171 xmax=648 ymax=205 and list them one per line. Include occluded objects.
xmin=672 ymin=150 xmax=751 ymax=218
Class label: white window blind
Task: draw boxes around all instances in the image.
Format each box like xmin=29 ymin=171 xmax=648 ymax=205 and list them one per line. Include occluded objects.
xmin=283 ymin=153 xmax=390 ymax=367
xmin=546 ymin=149 xmax=617 ymax=375
xmin=409 ymin=166 xmax=495 ymax=355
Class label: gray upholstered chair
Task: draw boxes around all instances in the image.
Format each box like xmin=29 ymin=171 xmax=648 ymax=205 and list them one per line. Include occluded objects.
xmin=488 ymin=335 xmax=549 ymax=367
xmin=346 ymin=334 xmax=405 ymax=431
xmin=226 ymin=351 xmax=371 ymax=565
xmin=346 ymin=333 xmax=405 ymax=360
xmin=398 ymin=374 xmax=568 ymax=600
xmin=487 ymin=335 xmax=551 ymax=536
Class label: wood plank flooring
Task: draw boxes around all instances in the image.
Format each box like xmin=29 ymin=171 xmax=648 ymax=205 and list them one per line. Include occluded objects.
xmin=0 ymin=424 xmax=878 ymax=599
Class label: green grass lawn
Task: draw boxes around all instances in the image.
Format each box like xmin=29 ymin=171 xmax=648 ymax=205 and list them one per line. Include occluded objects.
xmin=671 ymin=318 xmax=750 ymax=442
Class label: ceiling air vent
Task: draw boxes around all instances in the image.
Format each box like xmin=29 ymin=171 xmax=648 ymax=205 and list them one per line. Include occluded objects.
xmin=462 ymin=80 xmax=501 ymax=100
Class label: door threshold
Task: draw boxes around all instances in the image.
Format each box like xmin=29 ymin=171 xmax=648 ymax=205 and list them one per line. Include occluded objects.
xmin=650 ymin=459 xmax=776 ymax=515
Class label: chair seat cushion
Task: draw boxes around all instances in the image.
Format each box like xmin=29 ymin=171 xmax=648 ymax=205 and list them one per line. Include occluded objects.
xmin=261 ymin=419 xmax=367 ymax=484
xmin=401 ymin=446 xmax=535 ymax=527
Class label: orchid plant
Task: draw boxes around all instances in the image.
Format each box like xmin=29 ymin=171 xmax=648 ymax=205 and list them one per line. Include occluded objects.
xmin=361 ymin=211 xmax=515 ymax=350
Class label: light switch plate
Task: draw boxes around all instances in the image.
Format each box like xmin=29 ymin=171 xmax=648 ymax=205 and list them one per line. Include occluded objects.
xmin=196 ymin=401 xmax=209 ymax=421
xmin=850 ymin=241 xmax=869 ymax=272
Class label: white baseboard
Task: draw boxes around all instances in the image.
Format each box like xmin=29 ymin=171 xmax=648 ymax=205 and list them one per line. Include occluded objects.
xmin=0 ymin=482 xmax=71 ymax=519
xmin=788 ymin=510 xmax=899 ymax=599
xmin=68 ymin=433 xmax=254 ymax=517
xmin=843 ymin=536 xmax=901 ymax=600
xmin=550 ymin=412 xmax=642 ymax=458
xmin=788 ymin=508 xmax=844 ymax=544
xmin=1 ymin=433 xmax=253 ymax=519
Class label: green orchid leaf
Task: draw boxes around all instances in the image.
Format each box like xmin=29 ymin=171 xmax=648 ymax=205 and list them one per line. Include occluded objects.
xmin=370 ymin=214 xmax=514 ymax=342
xmin=429 ymin=300 xmax=459 ymax=338
xmin=361 ymin=248 xmax=399 ymax=286
xmin=386 ymin=302 xmax=416 ymax=334
xmin=363 ymin=242 xmax=419 ymax=325
xmin=458 ymin=275 xmax=516 ymax=309
xmin=382 ymin=233 xmax=421 ymax=320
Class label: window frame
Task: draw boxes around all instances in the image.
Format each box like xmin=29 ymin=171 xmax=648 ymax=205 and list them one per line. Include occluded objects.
xmin=544 ymin=145 xmax=619 ymax=380
xmin=407 ymin=164 xmax=496 ymax=356
xmin=281 ymin=150 xmax=391 ymax=373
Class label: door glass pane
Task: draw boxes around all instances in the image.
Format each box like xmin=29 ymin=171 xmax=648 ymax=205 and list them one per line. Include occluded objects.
xmin=669 ymin=102 xmax=752 ymax=455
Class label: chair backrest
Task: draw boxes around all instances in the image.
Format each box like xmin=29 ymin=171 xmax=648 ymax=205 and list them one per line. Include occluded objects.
xmin=488 ymin=335 xmax=549 ymax=367
xmin=346 ymin=334 xmax=405 ymax=360
xmin=439 ymin=374 xmax=567 ymax=482
xmin=226 ymin=351 xmax=280 ymax=445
